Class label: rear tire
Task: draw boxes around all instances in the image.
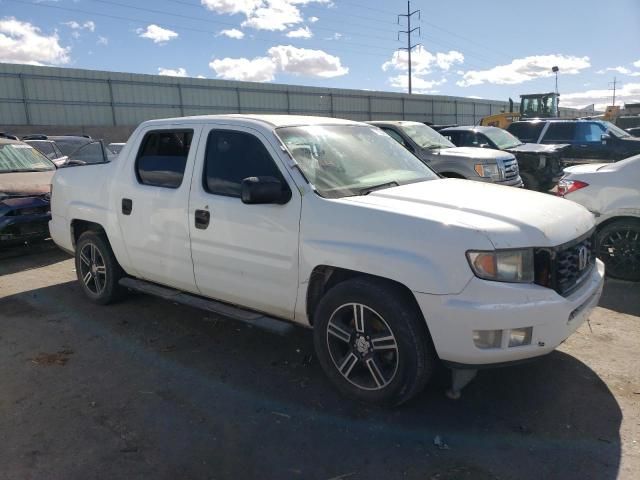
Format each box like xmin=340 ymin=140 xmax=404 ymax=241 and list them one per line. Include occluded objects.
xmin=313 ymin=277 xmax=436 ymax=407
xmin=75 ymin=231 xmax=126 ymax=304
xmin=597 ymin=219 xmax=640 ymax=282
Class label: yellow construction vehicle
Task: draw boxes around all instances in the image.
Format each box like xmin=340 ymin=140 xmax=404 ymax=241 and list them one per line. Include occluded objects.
xmin=480 ymin=93 xmax=560 ymax=128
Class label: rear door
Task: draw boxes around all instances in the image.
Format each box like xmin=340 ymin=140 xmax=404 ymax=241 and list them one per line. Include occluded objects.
xmin=115 ymin=126 xmax=200 ymax=293
xmin=188 ymin=125 xmax=302 ymax=320
xmin=540 ymin=122 xmax=579 ymax=164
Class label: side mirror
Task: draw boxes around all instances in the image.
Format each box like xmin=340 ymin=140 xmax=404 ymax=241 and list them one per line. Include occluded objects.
xmin=479 ymin=143 xmax=490 ymax=148
xmin=241 ymin=176 xmax=291 ymax=205
xmin=601 ymin=133 xmax=610 ymax=144
xmin=62 ymin=158 xmax=87 ymax=167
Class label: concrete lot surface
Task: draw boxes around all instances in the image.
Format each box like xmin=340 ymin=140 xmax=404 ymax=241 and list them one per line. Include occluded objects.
xmin=1 ymin=242 xmax=639 ymax=480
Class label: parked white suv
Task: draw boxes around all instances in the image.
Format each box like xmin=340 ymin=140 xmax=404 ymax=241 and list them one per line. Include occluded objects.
xmin=558 ymin=154 xmax=640 ymax=281
xmin=49 ymin=115 xmax=604 ymax=406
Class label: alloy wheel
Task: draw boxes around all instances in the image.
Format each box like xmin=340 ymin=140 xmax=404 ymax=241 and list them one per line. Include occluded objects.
xmin=598 ymin=226 xmax=640 ymax=279
xmin=79 ymin=242 xmax=107 ymax=295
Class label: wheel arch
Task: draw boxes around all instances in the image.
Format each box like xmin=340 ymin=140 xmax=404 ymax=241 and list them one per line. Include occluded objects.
xmin=596 ymin=215 xmax=640 ymax=231
xmin=70 ymin=219 xmax=107 ymax=249
xmin=305 ymin=265 xmax=425 ymax=328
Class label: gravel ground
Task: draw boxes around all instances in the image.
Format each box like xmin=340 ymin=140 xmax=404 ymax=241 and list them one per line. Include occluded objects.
xmin=0 ymin=242 xmax=638 ymax=480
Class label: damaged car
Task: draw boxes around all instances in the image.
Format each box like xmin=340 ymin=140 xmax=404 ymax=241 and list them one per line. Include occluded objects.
xmin=0 ymin=134 xmax=56 ymax=245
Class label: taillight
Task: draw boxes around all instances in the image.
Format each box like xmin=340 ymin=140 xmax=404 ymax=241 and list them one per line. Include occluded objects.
xmin=556 ymin=179 xmax=589 ymax=197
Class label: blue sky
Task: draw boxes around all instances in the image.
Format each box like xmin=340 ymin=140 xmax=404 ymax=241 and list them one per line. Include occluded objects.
xmin=1 ymin=0 xmax=639 ymax=109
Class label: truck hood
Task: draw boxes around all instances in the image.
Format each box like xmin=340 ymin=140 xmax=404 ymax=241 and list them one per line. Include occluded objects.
xmin=505 ymin=142 xmax=569 ymax=154
xmin=0 ymin=170 xmax=54 ymax=198
xmin=340 ymin=179 xmax=595 ymax=249
xmin=435 ymin=146 xmax=513 ymax=162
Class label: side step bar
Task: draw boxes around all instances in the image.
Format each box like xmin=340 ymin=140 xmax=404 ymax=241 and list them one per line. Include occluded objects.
xmin=119 ymin=277 xmax=273 ymax=323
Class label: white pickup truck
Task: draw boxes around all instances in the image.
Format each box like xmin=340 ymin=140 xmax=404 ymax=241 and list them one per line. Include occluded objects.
xmin=50 ymin=115 xmax=605 ymax=406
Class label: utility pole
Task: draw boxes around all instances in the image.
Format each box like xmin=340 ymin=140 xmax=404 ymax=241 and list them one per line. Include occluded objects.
xmin=397 ymin=1 xmax=421 ymax=94
xmin=609 ymin=77 xmax=618 ymax=106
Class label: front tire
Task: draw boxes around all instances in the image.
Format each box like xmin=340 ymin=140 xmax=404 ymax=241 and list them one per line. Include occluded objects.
xmin=597 ymin=220 xmax=640 ymax=281
xmin=75 ymin=231 xmax=125 ymax=304
xmin=313 ymin=277 xmax=435 ymax=406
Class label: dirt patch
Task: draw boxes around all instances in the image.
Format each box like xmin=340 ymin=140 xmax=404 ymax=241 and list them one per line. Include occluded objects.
xmin=30 ymin=348 xmax=74 ymax=366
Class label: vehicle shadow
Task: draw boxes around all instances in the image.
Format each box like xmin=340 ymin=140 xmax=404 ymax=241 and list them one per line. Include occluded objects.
xmin=1 ymin=281 xmax=622 ymax=480
xmin=599 ymin=277 xmax=640 ymax=317
xmin=0 ymin=241 xmax=70 ymax=276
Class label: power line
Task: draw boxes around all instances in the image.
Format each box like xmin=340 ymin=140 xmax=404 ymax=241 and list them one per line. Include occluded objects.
xmin=397 ymin=1 xmax=421 ymax=94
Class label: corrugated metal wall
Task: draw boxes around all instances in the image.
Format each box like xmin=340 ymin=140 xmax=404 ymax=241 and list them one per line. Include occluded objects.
xmin=0 ymin=63 xmax=578 ymax=128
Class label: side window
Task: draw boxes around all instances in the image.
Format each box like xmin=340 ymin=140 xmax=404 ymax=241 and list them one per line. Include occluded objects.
xmin=71 ymin=142 xmax=105 ymax=165
xmin=36 ymin=142 xmax=56 ymax=160
xmin=508 ymin=123 xmax=544 ymax=143
xmin=135 ymin=130 xmax=193 ymax=188
xmin=459 ymin=131 xmax=478 ymax=147
xmin=203 ymin=130 xmax=288 ymax=197
xmin=441 ymin=132 xmax=456 ymax=144
xmin=543 ymin=123 xmax=576 ymax=143
xmin=382 ymin=128 xmax=406 ymax=147
xmin=576 ymin=123 xmax=605 ymax=142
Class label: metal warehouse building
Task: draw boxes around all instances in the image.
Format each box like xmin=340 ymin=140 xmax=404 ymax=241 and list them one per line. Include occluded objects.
xmin=0 ymin=63 xmax=577 ymax=142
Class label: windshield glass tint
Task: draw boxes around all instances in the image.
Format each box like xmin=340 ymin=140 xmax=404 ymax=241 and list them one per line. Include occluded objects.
xmin=603 ymin=121 xmax=631 ymax=138
xmin=397 ymin=123 xmax=455 ymax=149
xmin=484 ymin=128 xmax=523 ymax=149
xmin=0 ymin=143 xmax=55 ymax=172
xmin=277 ymin=125 xmax=438 ymax=199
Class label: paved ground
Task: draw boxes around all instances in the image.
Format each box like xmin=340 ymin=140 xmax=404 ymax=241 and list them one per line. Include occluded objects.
xmin=1 ymin=242 xmax=639 ymax=480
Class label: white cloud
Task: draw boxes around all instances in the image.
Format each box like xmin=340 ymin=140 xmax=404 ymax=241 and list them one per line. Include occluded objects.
xmin=64 ymin=20 xmax=95 ymax=32
xmin=388 ymin=75 xmax=446 ymax=94
xmin=597 ymin=66 xmax=632 ymax=75
xmin=308 ymin=16 xmax=319 ymax=23
xmin=137 ymin=24 xmax=178 ymax=44
xmin=218 ymin=28 xmax=245 ymax=39
xmin=383 ymin=46 xmax=464 ymax=75
xmin=457 ymin=54 xmax=590 ymax=87
xmin=158 ymin=67 xmax=188 ymax=77
xmin=0 ymin=17 xmax=70 ymax=65
xmin=201 ymin=0 xmax=329 ymax=31
xmin=559 ymin=82 xmax=640 ymax=111
xmin=634 ymin=60 xmax=640 ymax=68
xmin=209 ymin=44 xmax=348 ymax=81
xmin=209 ymin=56 xmax=277 ymax=82
xmin=286 ymin=26 xmax=312 ymax=38
xmin=97 ymin=36 xmax=108 ymax=46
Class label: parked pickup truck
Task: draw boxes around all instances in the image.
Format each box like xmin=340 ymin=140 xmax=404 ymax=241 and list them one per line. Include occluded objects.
xmin=368 ymin=121 xmax=523 ymax=187
xmin=50 ymin=115 xmax=605 ymax=406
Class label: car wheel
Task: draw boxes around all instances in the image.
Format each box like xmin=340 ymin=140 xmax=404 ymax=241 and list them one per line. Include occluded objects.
xmin=313 ymin=277 xmax=435 ymax=406
xmin=75 ymin=231 xmax=126 ymax=304
xmin=597 ymin=220 xmax=640 ymax=282
xmin=520 ymin=172 xmax=541 ymax=191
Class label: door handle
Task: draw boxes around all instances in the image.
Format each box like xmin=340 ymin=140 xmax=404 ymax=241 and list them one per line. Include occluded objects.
xmin=122 ymin=198 xmax=133 ymax=215
xmin=194 ymin=209 xmax=210 ymax=230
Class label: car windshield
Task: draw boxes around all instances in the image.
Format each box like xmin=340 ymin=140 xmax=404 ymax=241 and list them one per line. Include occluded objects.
xmin=602 ymin=121 xmax=631 ymax=138
xmin=277 ymin=125 xmax=439 ymax=199
xmin=483 ymin=128 xmax=523 ymax=149
xmin=0 ymin=143 xmax=55 ymax=173
xmin=397 ymin=123 xmax=455 ymax=149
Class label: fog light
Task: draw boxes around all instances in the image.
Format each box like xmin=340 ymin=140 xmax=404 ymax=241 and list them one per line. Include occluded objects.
xmin=473 ymin=329 xmax=502 ymax=349
xmin=508 ymin=327 xmax=533 ymax=347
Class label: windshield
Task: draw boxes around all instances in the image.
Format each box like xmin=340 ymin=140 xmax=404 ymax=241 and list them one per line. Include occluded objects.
xmin=277 ymin=125 xmax=439 ymax=199
xmin=397 ymin=123 xmax=455 ymax=149
xmin=602 ymin=121 xmax=631 ymax=138
xmin=484 ymin=128 xmax=523 ymax=149
xmin=0 ymin=143 xmax=55 ymax=173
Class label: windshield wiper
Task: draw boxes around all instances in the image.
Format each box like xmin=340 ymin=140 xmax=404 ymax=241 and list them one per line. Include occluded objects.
xmin=359 ymin=181 xmax=400 ymax=195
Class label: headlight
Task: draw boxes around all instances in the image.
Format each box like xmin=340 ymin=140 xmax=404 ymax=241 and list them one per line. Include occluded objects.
xmin=466 ymin=249 xmax=534 ymax=283
xmin=474 ymin=163 xmax=502 ymax=179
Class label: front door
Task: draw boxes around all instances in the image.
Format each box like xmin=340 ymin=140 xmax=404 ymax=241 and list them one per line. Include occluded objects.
xmin=115 ymin=126 xmax=199 ymax=293
xmin=188 ymin=125 xmax=302 ymax=320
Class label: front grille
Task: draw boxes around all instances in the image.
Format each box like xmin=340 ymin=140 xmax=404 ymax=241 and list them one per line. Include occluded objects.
xmin=534 ymin=231 xmax=596 ymax=297
xmin=502 ymin=157 xmax=519 ymax=180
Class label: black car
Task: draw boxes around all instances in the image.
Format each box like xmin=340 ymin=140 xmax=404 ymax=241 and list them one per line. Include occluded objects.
xmin=507 ymin=119 xmax=640 ymax=165
xmin=625 ymin=127 xmax=640 ymax=137
xmin=22 ymin=134 xmax=114 ymax=165
xmin=440 ymin=126 xmax=566 ymax=191
xmin=0 ymin=134 xmax=56 ymax=245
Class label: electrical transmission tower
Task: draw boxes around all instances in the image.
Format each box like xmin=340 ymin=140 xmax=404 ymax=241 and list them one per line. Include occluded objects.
xmin=609 ymin=77 xmax=620 ymax=106
xmin=397 ymin=1 xmax=421 ymax=94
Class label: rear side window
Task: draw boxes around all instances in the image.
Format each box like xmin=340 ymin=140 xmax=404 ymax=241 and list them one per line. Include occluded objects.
xmin=543 ymin=123 xmax=576 ymax=143
xmin=203 ymin=130 xmax=286 ymax=197
xmin=507 ymin=122 xmax=544 ymax=143
xmin=136 ymin=130 xmax=193 ymax=188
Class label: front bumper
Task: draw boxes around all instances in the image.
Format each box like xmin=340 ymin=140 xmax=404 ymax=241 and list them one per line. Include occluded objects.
xmin=0 ymin=212 xmax=51 ymax=244
xmin=415 ymin=259 xmax=605 ymax=365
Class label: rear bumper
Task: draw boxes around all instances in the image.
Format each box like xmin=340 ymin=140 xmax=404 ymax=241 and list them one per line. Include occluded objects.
xmin=415 ymin=259 xmax=605 ymax=365
xmin=0 ymin=212 xmax=51 ymax=244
